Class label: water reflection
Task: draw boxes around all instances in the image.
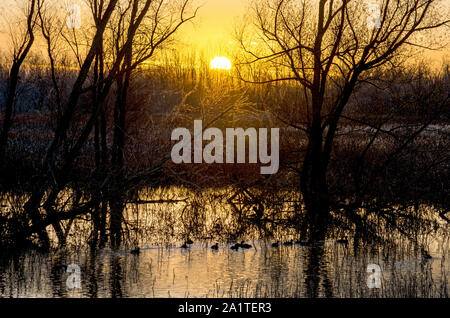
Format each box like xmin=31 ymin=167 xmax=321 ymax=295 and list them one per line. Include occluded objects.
xmin=0 ymin=187 xmax=449 ymax=298
xmin=0 ymin=240 xmax=448 ymax=298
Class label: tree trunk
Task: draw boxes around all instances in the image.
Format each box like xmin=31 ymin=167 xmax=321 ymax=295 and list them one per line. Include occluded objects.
xmin=300 ymin=56 xmax=331 ymax=241
xmin=109 ymin=192 xmax=124 ymax=249
xmin=23 ymin=186 xmax=51 ymax=250
xmin=0 ymin=0 xmax=36 ymax=169
xmin=300 ymin=131 xmax=331 ymax=242
xmin=0 ymin=65 xmax=20 ymax=168
xmin=109 ymin=38 xmax=132 ymax=249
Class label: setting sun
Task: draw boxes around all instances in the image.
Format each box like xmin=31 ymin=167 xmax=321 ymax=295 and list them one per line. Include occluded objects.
xmin=1 ymin=0 xmax=449 ymax=303
xmin=210 ymin=57 xmax=232 ymax=70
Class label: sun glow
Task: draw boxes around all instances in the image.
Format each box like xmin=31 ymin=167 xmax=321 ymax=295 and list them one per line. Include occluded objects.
xmin=210 ymin=57 xmax=232 ymax=70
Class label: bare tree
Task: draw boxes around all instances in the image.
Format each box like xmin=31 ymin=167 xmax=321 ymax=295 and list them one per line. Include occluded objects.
xmin=37 ymin=0 xmax=66 ymax=120
xmin=23 ymin=0 xmax=120 ymax=248
xmin=19 ymin=0 xmax=198 ymax=249
xmin=0 ymin=0 xmax=40 ymax=168
xmin=237 ymin=0 xmax=450 ymax=240
xmin=107 ymin=0 xmax=198 ymax=248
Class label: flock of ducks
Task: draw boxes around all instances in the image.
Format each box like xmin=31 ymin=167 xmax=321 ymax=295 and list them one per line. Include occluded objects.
xmin=127 ymin=237 xmax=350 ymax=254
xmin=128 ymin=203 xmax=351 ymax=254
xmin=179 ymin=239 xmax=255 ymax=251
xmin=230 ymin=241 xmax=252 ymax=250
xmin=175 ymin=237 xmax=349 ymax=251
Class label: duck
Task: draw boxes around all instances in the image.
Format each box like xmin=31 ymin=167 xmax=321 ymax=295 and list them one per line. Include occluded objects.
xmin=239 ymin=241 xmax=252 ymax=249
xmin=181 ymin=242 xmax=189 ymax=249
xmin=130 ymin=247 xmax=141 ymax=255
xmin=283 ymin=240 xmax=293 ymax=246
xmin=186 ymin=238 xmax=194 ymax=245
xmin=271 ymin=241 xmax=279 ymax=248
xmin=421 ymin=248 xmax=432 ymax=260
xmin=211 ymin=243 xmax=219 ymax=250
xmin=230 ymin=243 xmax=240 ymax=250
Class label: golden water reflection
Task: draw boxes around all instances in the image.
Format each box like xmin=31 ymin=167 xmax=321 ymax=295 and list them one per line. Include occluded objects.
xmin=0 ymin=187 xmax=448 ymax=298
xmin=0 ymin=240 xmax=448 ymax=298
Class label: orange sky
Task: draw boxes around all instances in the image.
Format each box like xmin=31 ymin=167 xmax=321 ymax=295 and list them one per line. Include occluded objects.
xmin=0 ymin=0 xmax=250 ymax=59
xmin=183 ymin=0 xmax=249 ymax=47
xmin=0 ymin=0 xmax=447 ymax=67
xmin=184 ymin=0 xmax=449 ymax=68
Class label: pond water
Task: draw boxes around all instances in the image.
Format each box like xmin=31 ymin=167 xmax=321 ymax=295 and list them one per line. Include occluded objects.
xmin=0 ymin=187 xmax=449 ymax=298
xmin=0 ymin=239 xmax=448 ymax=298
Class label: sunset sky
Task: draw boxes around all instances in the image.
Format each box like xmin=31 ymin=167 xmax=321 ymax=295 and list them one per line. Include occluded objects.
xmin=189 ymin=0 xmax=449 ymax=67
xmin=178 ymin=0 xmax=250 ymax=53
xmin=0 ymin=0 xmax=447 ymax=66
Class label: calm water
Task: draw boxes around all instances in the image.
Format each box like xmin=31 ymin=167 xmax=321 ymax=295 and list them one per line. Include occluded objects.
xmin=0 ymin=240 xmax=448 ymax=298
xmin=0 ymin=187 xmax=449 ymax=298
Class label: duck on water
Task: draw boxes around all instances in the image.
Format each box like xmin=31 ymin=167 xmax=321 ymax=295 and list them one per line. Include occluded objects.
xmin=130 ymin=247 xmax=141 ymax=255
xmin=230 ymin=241 xmax=253 ymax=250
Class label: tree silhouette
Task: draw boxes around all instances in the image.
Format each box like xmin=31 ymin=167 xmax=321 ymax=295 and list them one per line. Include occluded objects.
xmin=0 ymin=0 xmax=39 ymax=168
xmin=236 ymin=0 xmax=450 ymax=240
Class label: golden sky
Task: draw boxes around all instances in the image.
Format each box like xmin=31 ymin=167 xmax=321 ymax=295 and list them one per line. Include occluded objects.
xmin=183 ymin=0 xmax=450 ymax=69
xmin=0 ymin=0 xmax=447 ymax=67
xmin=0 ymin=0 xmax=250 ymax=59
xmin=183 ymin=0 xmax=249 ymax=47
